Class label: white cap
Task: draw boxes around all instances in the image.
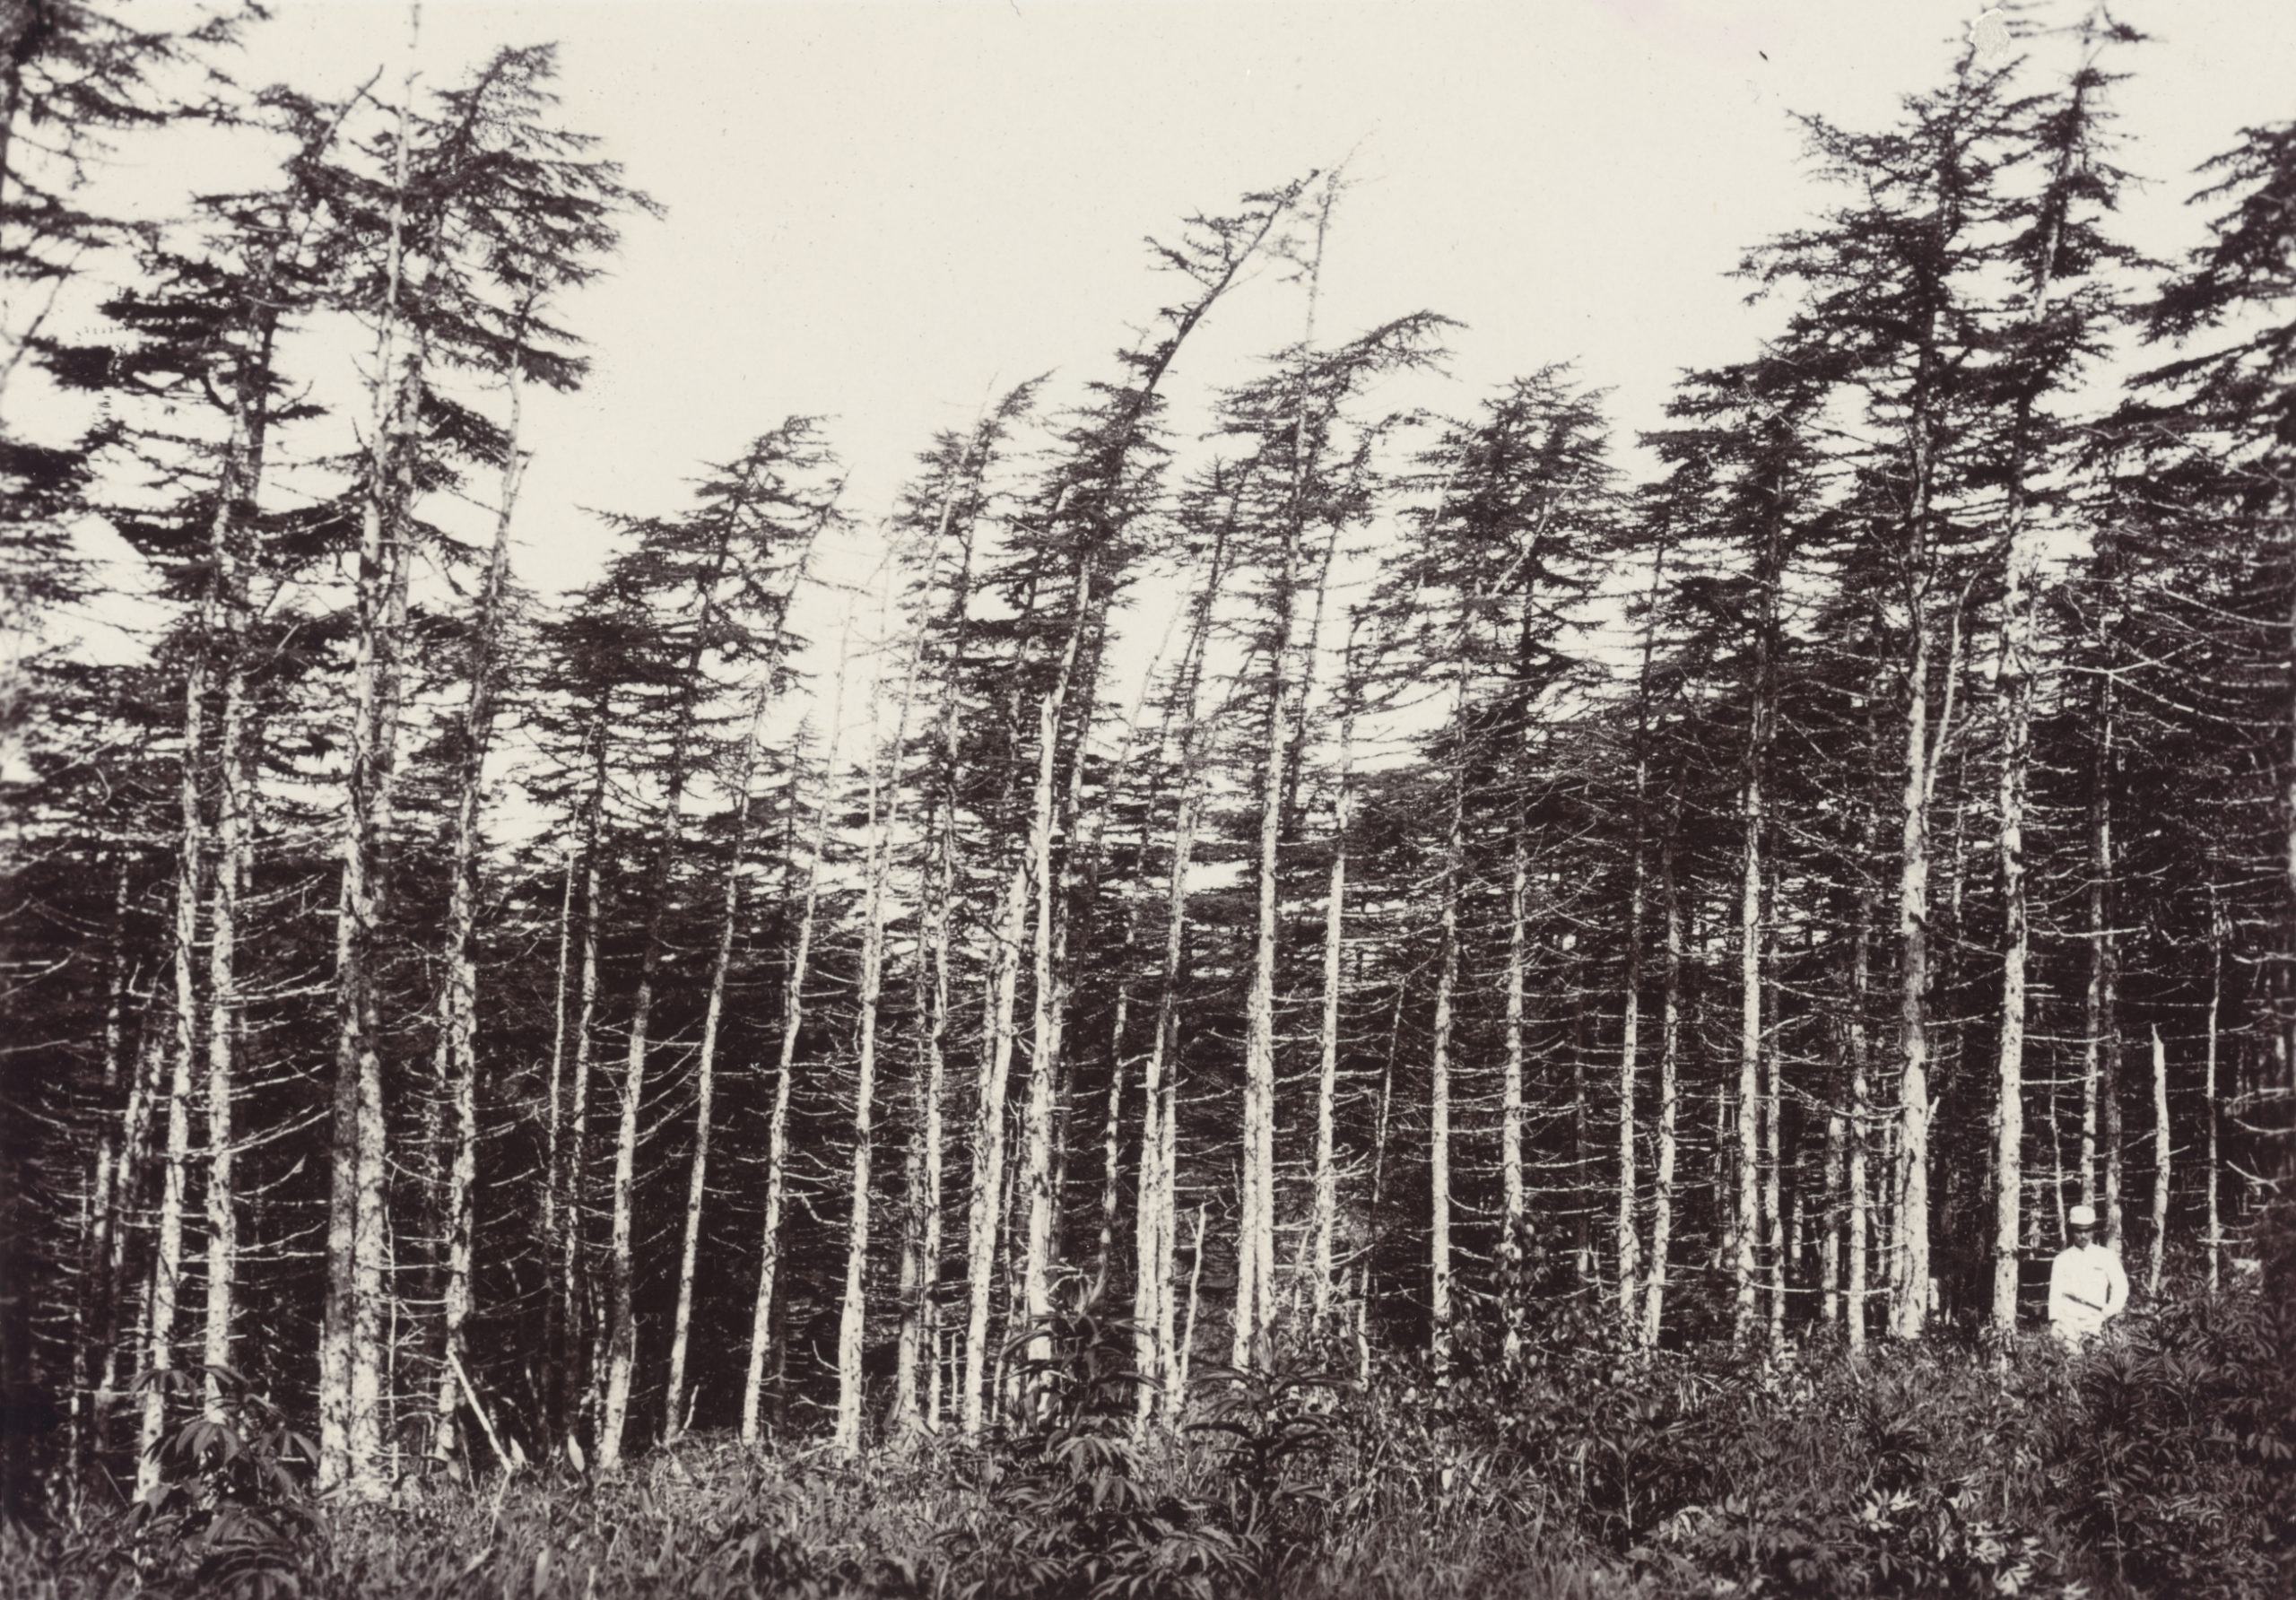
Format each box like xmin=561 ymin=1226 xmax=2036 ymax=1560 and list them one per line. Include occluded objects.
xmin=2067 ymin=1204 xmax=2097 ymax=1229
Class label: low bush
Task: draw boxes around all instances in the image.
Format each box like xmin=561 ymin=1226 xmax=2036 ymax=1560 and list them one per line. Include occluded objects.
xmin=8 ymin=1264 xmax=2289 ymax=1600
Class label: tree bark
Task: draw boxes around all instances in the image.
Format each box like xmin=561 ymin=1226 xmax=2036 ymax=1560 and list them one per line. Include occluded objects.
xmin=742 ymin=709 xmax=839 ymax=1444
xmin=661 ymin=683 xmax=768 ymax=1446
xmin=2149 ymin=1024 xmax=2170 ymax=1295
xmin=1311 ymin=630 xmax=1360 ymax=1326
xmin=839 ymin=548 xmax=940 ymax=1454
xmin=322 ymin=13 xmax=421 ymax=1492
xmin=1428 ymin=736 xmax=1465 ymax=1363
xmin=1641 ymin=806 xmax=1683 ymax=1348
xmin=430 ymin=346 xmax=525 ymax=1458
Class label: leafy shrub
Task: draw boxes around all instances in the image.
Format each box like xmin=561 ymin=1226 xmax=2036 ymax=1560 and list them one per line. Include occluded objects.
xmin=123 ymin=1365 xmax=322 ymax=1600
xmin=938 ymin=1289 xmax=1255 ymax=1600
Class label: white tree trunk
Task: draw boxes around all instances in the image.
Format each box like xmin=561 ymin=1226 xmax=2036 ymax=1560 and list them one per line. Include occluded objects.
xmin=662 ymin=686 xmax=767 ymax=1446
xmin=741 ymin=712 xmax=839 ymax=1444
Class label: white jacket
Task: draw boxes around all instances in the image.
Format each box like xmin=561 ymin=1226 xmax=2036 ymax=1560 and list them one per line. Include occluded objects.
xmin=2048 ymin=1241 xmax=2128 ymax=1339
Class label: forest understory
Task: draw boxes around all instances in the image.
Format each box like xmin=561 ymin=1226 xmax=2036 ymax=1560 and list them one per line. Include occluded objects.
xmin=4 ymin=2 xmax=2296 ymax=1596
xmin=6 ymin=1251 xmax=2295 ymax=1599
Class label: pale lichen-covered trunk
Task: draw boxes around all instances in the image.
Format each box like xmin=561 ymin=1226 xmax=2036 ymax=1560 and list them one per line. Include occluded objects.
xmin=1134 ymin=778 xmax=1198 ymax=1430
xmin=599 ymin=531 xmax=744 ymax=1468
xmin=1762 ymin=952 xmax=1785 ymax=1346
xmin=1235 ymin=552 xmax=1295 ymax=1367
xmin=1428 ymin=755 xmax=1465 ymax=1362
xmin=1889 ymin=535 xmax=1937 ymax=1343
xmin=963 ymin=857 xmax=1027 ymax=1437
xmin=69 ymin=863 xmax=134 ymax=1496
xmin=551 ymin=717 xmax=607 ymax=1450
xmin=1992 ymin=528 xmax=2037 ymax=1328
xmin=2205 ymin=893 xmax=2224 ymax=1290
xmin=1640 ymin=813 xmax=1683 ymax=1348
xmin=1735 ymin=767 xmax=1765 ymax=1343
xmin=1502 ymin=821 xmax=1529 ymax=1241
xmin=662 ymin=688 xmax=766 ymax=1446
xmin=139 ymin=984 xmax=196 ymax=1495
xmin=2149 ymin=1025 xmax=2170 ymax=1295
xmin=1613 ymin=800 xmax=1644 ymax=1331
xmin=1311 ymin=639 xmax=1359 ymax=1326
xmin=1015 ymin=568 xmax=1092 ymax=1400
xmin=896 ymin=444 xmax=981 ymax=1439
xmin=839 ymin=559 xmax=939 ymax=1454
xmin=322 ymin=17 xmax=421 ymax=1493
xmin=740 ymin=724 xmax=836 ymax=1444
xmin=430 ymin=359 xmax=523 ymax=1456
xmin=1847 ymin=839 xmax=1879 ymax=1352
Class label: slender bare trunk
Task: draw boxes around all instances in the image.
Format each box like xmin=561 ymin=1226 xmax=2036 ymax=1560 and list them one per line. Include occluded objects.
xmin=1735 ymin=763 xmax=1764 ymax=1342
xmin=430 ymin=353 xmax=524 ymax=1457
xmin=1614 ymin=792 xmax=1646 ymax=1333
xmin=661 ymin=691 xmax=767 ymax=1446
xmin=2149 ymin=1024 xmax=2170 ymax=1295
xmin=1892 ymin=608 xmax=1935 ymax=1341
xmin=1848 ymin=859 xmax=1877 ymax=1352
xmin=1429 ymin=750 xmax=1465 ymax=1362
xmin=323 ymin=11 xmax=420 ymax=1493
xmin=2206 ymin=891 xmax=2224 ymax=1291
xmin=554 ymin=718 xmax=607 ymax=1452
xmin=1992 ymin=529 xmax=2036 ymax=1328
xmin=139 ymin=989 xmax=195 ymax=1496
xmin=1134 ymin=518 xmax=1231 ymax=1431
xmin=1502 ymin=816 xmax=1529 ymax=1243
xmin=1763 ymin=949 xmax=1785 ymax=1345
xmin=839 ymin=553 xmax=940 ymax=1453
xmin=964 ymin=858 xmax=1026 ymax=1437
xmin=70 ymin=862 xmax=134 ymax=1493
xmin=1236 ymin=573 xmax=1296 ymax=1366
xmin=1021 ymin=572 xmax=1091 ymax=1381
xmin=896 ymin=439 xmax=983 ymax=1439
xmin=741 ymin=712 xmax=839 ymax=1444
xmin=1311 ymin=637 xmax=1359 ymax=1326
xmin=1640 ymin=810 xmax=1683 ymax=1348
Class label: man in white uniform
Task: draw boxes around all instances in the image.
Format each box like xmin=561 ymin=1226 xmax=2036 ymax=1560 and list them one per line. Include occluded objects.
xmin=2047 ymin=1204 xmax=2128 ymax=1349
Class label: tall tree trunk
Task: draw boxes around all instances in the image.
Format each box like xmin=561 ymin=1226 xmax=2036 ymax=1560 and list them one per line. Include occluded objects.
xmin=322 ymin=12 xmax=421 ymax=1493
xmin=740 ymin=719 xmax=835 ymax=1444
xmin=1763 ymin=938 xmax=1786 ymax=1345
xmin=1021 ymin=569 xmax=1093 ymax=1384
xmin=69 ymin=858 xmax=134 ymax=1498
xmin=1134 ymin=775 xmax=1197 ymax=1430
xmin=661 ymin=686 xmax=767 ymax=1446
xmin=139 ymin=987 xmax=196 ymax=1497
xmin=964 ymin=853 xmax=1027 ymax=1437
xmin=1735 ymin=758 xmax=1765 ymax=1343
xmin=1135 ymin=507 xmax=1234 ymax=1430
xmin=1891 ymin=607 xmax=1936 ymax=1341
xmin=1502 ymin=813 xmax=1529 ymax=1256
xmin=1428 ymin=740 xmax=1466 ymax=1363
xmin=1236 ymin=548 xmax=1298 ymax=1367
xmin=1641 ymin=805 xmax=1683 ymax=1348
xmin=552 ymin=714 xmax=608 ymax=1454
xmin=430 ymin=348 xmax=524 ymax=1457
xmin=1311 ymin=631 xmax=1359 ymax=1326
xmin=1848 ymin=856 xmax=1878 ymax=1352
xmin=1992 ymin=528 xmax=2036 ymax=1328
xmin=598 ymin=491 xmax=761 ymax=1466
xmin=2206 ymin=889 xmax=2224 ymax=1291
xmin=1613 ymin=787 xmax=1646 ymax=1333
xmin=839 ymin=552 xmax=940 ymax=1454
xmin=2150 ymin=1024 xmax=2170 ymax=1295
xmin=897 ymin=433 xmax=986 ymax=1439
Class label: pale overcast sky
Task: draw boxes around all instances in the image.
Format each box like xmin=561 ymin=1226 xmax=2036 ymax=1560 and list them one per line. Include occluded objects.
xmin=118 ymin=0 xmax=2283 ymax=609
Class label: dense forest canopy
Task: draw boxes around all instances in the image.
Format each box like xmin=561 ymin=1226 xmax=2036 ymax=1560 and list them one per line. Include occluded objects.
xmin=2 ymin=0 xmax=2292 ymax=1557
